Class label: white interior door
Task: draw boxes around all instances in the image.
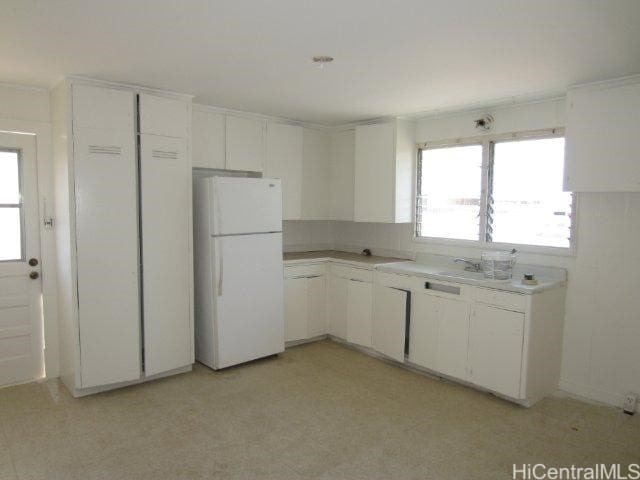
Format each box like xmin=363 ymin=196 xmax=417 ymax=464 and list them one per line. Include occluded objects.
xmin=0 ymin=133 xmax=44 ymax=387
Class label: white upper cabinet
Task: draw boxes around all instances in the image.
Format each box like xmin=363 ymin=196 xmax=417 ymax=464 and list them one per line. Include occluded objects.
xmin=266 ymin=122 xmax=303 ymax=220
xmin=139 ymin=93 xmax=189 ymax=138
xmin=564 ymin=78 xmax=640 ymax=192
xmin=192 ymin=109 xmax=225 ymax=169
xmin=226 ymin=115 xmax=266 ymax=173
xmin=354 ymin=119 xmax=415 ymax=223
xmin=72 ymin=84 xmax=134 ymax=132
xmin=330 ymin=129 xmax=355 ymax=221
xmin=301 ymin=128 xmax=331 ymax=220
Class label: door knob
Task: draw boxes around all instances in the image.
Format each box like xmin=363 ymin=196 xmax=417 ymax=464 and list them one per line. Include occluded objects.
xmin=28 ymin=258 xmax=38 ymax=267
xmin=29 ymin=271 xmax=39 ymax=280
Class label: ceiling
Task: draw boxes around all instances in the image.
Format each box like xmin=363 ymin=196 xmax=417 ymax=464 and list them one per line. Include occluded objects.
xmin=2 ymin=0 xmax=640 ymax=125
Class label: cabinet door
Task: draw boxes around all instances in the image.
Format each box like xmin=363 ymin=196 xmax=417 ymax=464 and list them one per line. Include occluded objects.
xmin=139 ymin=93 xmax=189 ymax=138
xmin=266 ymin=122 xmax=303 ymax=220
xmin=192 ymin=109 xmax=225 ymax=169
xmin=346 ymin=280 xmax=373 ymax=347
xmin=74 ymin=127 xmax=141 ymax=388
xmin=284 ymin=277 xmax=308 ymax=342
xmin=140 ymin=135 xmax=192 ymax=376
xmin=226 ymin=115 xmax=265 ymax=173
xmin=436 ymin=297 xmax=470 ymax=381
xmin=328 ymin=275 xmax=348 ymax=339
xmin=302 ymin=128 xmax=330 ymax=220
xmin=372 ymin=285 xmax=406 ymax=362
xmin=354 ymin=123 xmax=395 ymax=222
xmin=307 ymin=275 xmax=327 ymax=338
xmin=72 ymin=85 xmax=134 ymax=132
xmin=565 ymin=81 xmax=640 ymax=192
xmin=329 ymin=129 xmax=355 ymax=221
xmin=469 ymin=304 xmax=524 ymax=398
xmin=409 ymin=291 xmax=439 ymax=371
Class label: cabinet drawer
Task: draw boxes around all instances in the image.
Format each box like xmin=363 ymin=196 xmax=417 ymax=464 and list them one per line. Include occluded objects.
xmin=474 ymin=288 xmax=527 ymax=312
xmin=330 ymin=264 xmax=373 ymax=282
xmin=284 ymin=264 xmax=326 ymax=279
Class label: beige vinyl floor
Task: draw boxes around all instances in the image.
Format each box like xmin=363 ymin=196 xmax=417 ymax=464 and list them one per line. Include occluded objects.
xmin=0 ymin=339 xmax=638 ymax=480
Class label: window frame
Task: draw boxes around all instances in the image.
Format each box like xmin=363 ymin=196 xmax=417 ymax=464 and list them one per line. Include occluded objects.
xmin=414 ymin=128 xmax=577 ymax=256
xmin=0 ymin=147 xmax=25 ymax=262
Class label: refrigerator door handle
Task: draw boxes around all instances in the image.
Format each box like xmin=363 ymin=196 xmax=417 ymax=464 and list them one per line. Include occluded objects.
xmin=217 ymin=239 xmax=224 ymax=296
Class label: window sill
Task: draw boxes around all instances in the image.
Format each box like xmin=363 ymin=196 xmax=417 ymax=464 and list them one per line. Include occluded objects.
xmin=412 ymin=235 xmax=576 ymax=258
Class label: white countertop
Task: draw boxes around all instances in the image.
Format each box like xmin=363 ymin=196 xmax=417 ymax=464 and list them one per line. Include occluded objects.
xmin=377 ymin=261 xmax=566 ymax=294
xmin=283 ymin=250 xmax=405 ymax=268
xmin=283 ymin=251 xmax=566 ymax=294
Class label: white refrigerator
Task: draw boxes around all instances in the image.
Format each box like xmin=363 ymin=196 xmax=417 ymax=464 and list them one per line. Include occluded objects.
xmin=194 ymin=177 xmax=284 ymax=369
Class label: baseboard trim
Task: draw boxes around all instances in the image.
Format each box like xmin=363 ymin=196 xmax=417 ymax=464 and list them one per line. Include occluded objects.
xmin=558 ymin=379 xmax=623 ymax=408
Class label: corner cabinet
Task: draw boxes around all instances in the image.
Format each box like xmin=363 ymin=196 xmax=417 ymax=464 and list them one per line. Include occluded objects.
xmin=52 ymin=80 xmax=193 ymax=396
xmin=354 ymin=120 xmax=415 ymax=223
xmin=564 ymin=77 xmax=640 ymax=192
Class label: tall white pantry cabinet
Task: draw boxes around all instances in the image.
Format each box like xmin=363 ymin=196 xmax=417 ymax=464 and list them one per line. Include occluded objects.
xmin=52 ymin=80 xmax=194 ymax=396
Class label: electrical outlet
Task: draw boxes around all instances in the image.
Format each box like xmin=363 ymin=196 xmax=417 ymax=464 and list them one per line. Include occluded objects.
xmin=623 ymin=392 xmax=637 ymax=415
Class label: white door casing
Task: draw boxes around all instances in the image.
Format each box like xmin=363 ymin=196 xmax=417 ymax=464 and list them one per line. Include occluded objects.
xmin=0 ymin=132 xmax=44 ymax=387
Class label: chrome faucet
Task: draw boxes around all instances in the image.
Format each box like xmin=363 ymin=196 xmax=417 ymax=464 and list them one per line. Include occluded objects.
xmin=454 ymin=258 xmax=482 ymax=272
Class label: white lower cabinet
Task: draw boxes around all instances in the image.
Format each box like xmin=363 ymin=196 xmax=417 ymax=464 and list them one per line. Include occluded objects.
xmin=346 ymin=280 xmax=373 ymax=347
xmin=284 ymin=277 xmax=308 ymax=342
xmin=468 ymin=304 xmax=524 ymax=398
xmin=283 ymin=269 xmax=327 ymax=342
xmin=409 ymin=292 xmax=469 ymax=381
xmin=436 ymin=297 xmax=471 ymax=381
xmin=283 ymin=261 xmax=564 ymax=405
xmin=328 ymin=275 xmax=348 ymax=339
xmin=372 ymin=285 xmax=407 ymax=362
xmin=307 ymin=276 xmax=327 ymax=338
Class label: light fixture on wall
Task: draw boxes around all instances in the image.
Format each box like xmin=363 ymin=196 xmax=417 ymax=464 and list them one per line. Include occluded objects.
xmin=474 ymin=114 xmax=494 ymax=132
xmin=312 ymin=55 xmax=334 ymax=69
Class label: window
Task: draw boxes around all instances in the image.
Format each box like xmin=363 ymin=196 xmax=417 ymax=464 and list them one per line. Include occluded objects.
xmin=416 ymin=132 xmax=574 ymax=250
xmin=0 ymin=149 xmax=23 ymax=261
xmin=416 ymin=144 xmax=483 ymax=241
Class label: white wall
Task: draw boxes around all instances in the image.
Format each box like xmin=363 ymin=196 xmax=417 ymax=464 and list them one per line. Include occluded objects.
xmin=0 ymin=83 xmax=59 ymax=378
xmin=292 ymin=97 xmax=639 ymax=408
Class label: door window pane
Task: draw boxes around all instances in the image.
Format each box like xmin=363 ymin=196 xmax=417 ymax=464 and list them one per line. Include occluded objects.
xmin=490 ymin=137 xmax=572 ymax=248
xmin=0 ymin=150 xmax=20 ymax=204
xmin=417 ymin=145 xmax=483 ymax=241
xmin=0 ymin=208 xmax=22 ymax=261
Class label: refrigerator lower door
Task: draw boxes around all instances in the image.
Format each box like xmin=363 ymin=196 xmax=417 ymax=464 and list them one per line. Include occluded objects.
xmin=212 ymin=232 xmax=284 ymax=368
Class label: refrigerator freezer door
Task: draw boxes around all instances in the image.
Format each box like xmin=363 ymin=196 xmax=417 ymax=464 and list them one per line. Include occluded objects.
xmin=209 ymin=177 xmax=282 ymax=236
xmin=212 ymin=232 xmax=284 ymax=368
